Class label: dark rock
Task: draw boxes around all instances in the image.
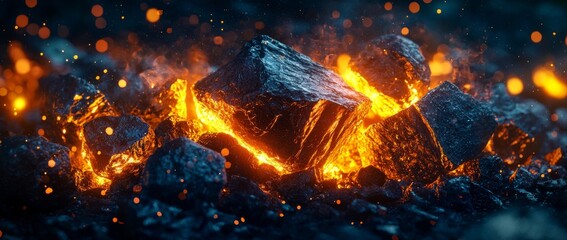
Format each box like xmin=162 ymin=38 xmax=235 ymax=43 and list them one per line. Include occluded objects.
xmin=154 ymin=117 xmax=192 ymax=147
xmin=356 ymin=166 xmax=386 ymax=187
xmin=141 ymin=138 xmax=226 ymax=207
xmin=488 ymin=124 xmax=538 ymax=167
xmin=0 ymin=136 xmax=75 ymax=211
xmin=194 ymin=35 xmax=370 ymax=172
xmin=198 ymin=133 xmax=279 ymax=183
xmin=512 ymin=167 xmax=536 ymax=190
xmin=364 ymin=82 xmax=496 ymax=182
xmin=273 ymin=169 xmax=318 ymax=205
xmin=347 ymin=199 xmax=381 ymax=219
xmin=120 ymin=198 xmax=204 ymax=239
xmin=489 ymin=83 xmax=550 ymax=137
xmin=360 ymin=180 xmax=403 ymax=203
xmin=437 ymin=177 xmax=474 ymax=213
xmin=476 ymin=155 xmax=513 ymax=193
xmin=364 ymin=106 xmax=444 ymax=182
xmin=417 ymin=81 xmax=497 ymax=166
xmin=38 ymin=74 xmax=114 ymax=126
xmin=84 ymin=115 xmax=155 ymax=177
xmin=219 ymin=175 xmax=280 ymax=223
xmin=352 ymin=34 xmax=430 ymax=103
xmin=469 ymin=182 xmax=503 ymax=212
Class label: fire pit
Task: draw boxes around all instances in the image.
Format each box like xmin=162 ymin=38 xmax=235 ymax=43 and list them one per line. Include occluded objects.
xmin=1 ymin=1 xmax=567 ymax=239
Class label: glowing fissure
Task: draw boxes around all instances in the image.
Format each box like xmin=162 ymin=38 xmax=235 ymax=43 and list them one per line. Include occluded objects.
xmin=193 ymin=93 xmax=288 ymax=174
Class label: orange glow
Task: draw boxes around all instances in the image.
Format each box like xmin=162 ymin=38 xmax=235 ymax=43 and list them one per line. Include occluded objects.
xmin=401 ymin=27 xmax=409 ymax=36
xmin=95 ymin=18 xmax=107 ymax=29
xmin=532 ymin=67 xmax=567 ymax=99
xmin=48 ymin=159 xmax=56 ymax=168
xmin=16 ymin=15 xmax=29 ymax=27
xmin=15 ymin=59 xmax=31 ymax=74
xmin=362 ymin=17 xmax=373 ymax=27
xmin=25 ymin=0 xmax=37 ymax=8
xmin=343 ymin=19 xmax=352 ymax=28
xmin=506 ymin=77 xmax=524 ymax=95
xmin=332 ymin=10 xmax=340 ymax=19
xmin=91 ymin=4 xmax=104 ymax=17
xmin=213 ymin=36 xmax=224 ymax=45
xmin=133 ymin=197 xmax=140 ymax=204
xmin=384 ymin=2 xmax=393 ymax=11
xmin=105 ymin=127 xmax=114 ymax=135
xmin=0 ymin=88 xmax=7 ymax=96
xmin=45 ymin=187 xmax=53 ymax=194
xmin=112 ymin=217 xmax=118 ymax=223
xmin=429 ymin=52 xmax=453 ymax=76
xmin=38 ymin=27 xmax=51 ymax=39
xmin=531 ymin=31 xmax=542 ymax=43
xmin=13 ymin=97 xmax=26 ymax=111
xmin=146 ymin=8 xmax=161 ymax=23
xmin=193 ymin=94 xmax=287 ymax=173
xmin=221 ymin=148 xmax=230 ymax=156
xmin=95 ymin=39 xmax=109 ymax=53
xmin=409 ymin=2 xmax=420 ymax=13
xmin=254 ymin=21 xmax=265 ymax=30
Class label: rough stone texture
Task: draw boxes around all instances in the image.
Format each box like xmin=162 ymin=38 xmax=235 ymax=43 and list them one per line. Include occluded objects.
xmin=364 ymin=81 xmax=496 ymax=182
xmin=546 ymin=145 xmax=567 ymax=167
xmin=356 ymin=166 xmax=386 ymax=187
xmin=0 ymin=136 xmax=75 ymax=211
xmin=273 ymin=169 xmax=318 ymax=204
xmin=417 ymin=81 xmax=497 ymax=166
xmin=352 ymin=34 xmax=430 ymax=102
xmin=84 ymin=115 xmax=155 ymax=176
xmin=154 ymin=117 xmax=192 ymax=147
xmin=38 ymin=74 xmax=114 ymax=126
xmin=141 ymin=138 xmax=226 ymax=206
xmin=197 ymin=133 xmax=279 ymax=183
xmin=194 ymin=35 xmax=370 ymax=172
xmin=489 ymin=83 xmax=550 ymax=137
xmin=489 ymin=124 xmax=538 ymax=167
xmin=364 ymin=105 xmax=445 ymax=182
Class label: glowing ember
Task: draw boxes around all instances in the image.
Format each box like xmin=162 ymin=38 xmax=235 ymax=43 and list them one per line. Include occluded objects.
xmin=429 ymin=52 xmax=453 ymax=77
xmin=506 ymin=77 xmax=524 ymax=95
xmin=532 ymin=67 xmax=567 ymax=99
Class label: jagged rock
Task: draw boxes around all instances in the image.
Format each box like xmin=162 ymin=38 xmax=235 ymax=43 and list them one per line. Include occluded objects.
xmin=488 ymin=124 xmax=538 ymax=167
xmin=360 ymin=180 xmax=403 ymax=203
xmin=0 ymin=136 xmax=75 ymax=211
xmin=352 ymin=34 xmax=430 ymax=103
xmin=273 ymin=169 xmax=318 ymax=204
xmin=38 ymin=74 xmax=114 ymax=126
xmin=154 ymin=117 xmax=192 ymax=147
xmin=219 ymin=175 xmax=280 ymax=223
xmin=141 ymin=138 xmax=226 ymax=207
xmin=364 ymin=81 xmax=496 ymax=182
xmin=546 ymin=145 xmax=567 ymax=168
xmin=194 ymin=35 xmax=370 ymax=172
xmin=197 ymin=133 xmax=279 ymax=183
xmin=84 ymin=115 xmax=155 ymax=177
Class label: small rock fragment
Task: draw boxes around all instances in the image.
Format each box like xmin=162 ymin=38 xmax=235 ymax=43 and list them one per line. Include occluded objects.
xmin=84 ymin=115 xmax=155 ymax=177
xmin=0 ymin=136 xmax=75 ymax=211
xmin=487 ymin=124 xmax=538 ymax=167
xmin=351 ymin=34 xmax=430 ymax=103
xmin=141 ymin=138 xmax=226 ymax=206
xmin=356 ymin=165 xmax=387 ymax=187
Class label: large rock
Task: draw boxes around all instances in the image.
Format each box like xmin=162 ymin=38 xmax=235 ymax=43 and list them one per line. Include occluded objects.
xmin=351 ymin=34 xmax=430 ymax=103
xmin=0 ymin=136 xmax=75 ymax=211
xmin=364 ymin=81 xmax=496 ymax=182
xmin=141 ymin=138 xmax=226 ymax=206
xmin=194 ymin=35 xmax=370 ymax=172
xmin=84 ymin=115 xmax=155 ymax=177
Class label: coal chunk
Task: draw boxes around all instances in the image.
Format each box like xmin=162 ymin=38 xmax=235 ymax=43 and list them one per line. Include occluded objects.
xmin=194 ymin=35 xmax=370 ymax=172
xmin=487 ymin=124 xmax=538 ymax=167
xmin=273 ymin=169 xmax=318 ymax=204
xmin=0 ymin=136 xmax=75 ymax=211
xmin=219 ymin=175 xmax=280 ymax=223
xmin=351 ymin=34 xmax=430 ymax=102
xmin=197 ymin=133 xmax=279 ymax=183
xmin=546 ymin=145 xmax=567 ymax=168
xmin=417 ymin=81 xmax=497 ymax=166
xmin=84 ymin=115 xmax=155 ymax=176
xmin=364 ymin=105 xmax=445 ymax=182
xmin=356 ymin=165 xmax=387 ymax=187
xmin=38 ymin=74 xmax=114 ymax=126
xmin=489 ymin=83 xmax=550 ymax=137
xmin=360 ymin=180 xmax=403 ymax=203
xmin=141 ymin=138 xmax=226 ymax=206
xmin=154 ymin=117 xmax=193 ymax=147
xmin=364 ymin=82 xmax=496 ymax=182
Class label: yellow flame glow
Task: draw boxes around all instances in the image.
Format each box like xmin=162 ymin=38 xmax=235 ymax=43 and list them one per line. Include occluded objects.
xmin=429 ymin=52 xmax=452 ymax=77
xmin=533 ymin=68 xmax=567 ymax=99
xmin=193 ymin=93 xmax=287 ymax=173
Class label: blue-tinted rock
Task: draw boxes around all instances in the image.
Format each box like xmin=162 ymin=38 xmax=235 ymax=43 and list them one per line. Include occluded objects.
xmin=141 ymin=138 xmax=226 ymax=206
xmin=0 ymin=136 xmax=75 ymax=211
